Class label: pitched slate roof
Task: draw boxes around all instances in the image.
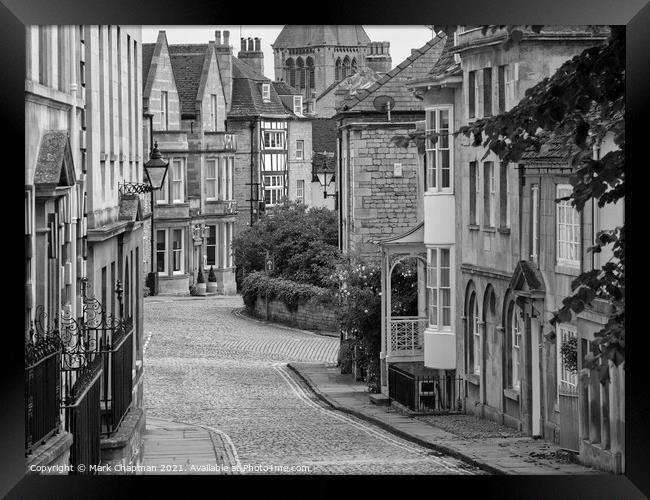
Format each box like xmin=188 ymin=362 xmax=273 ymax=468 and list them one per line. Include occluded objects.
xmin=142 ymin=43 xmax=156 ymax=91
xmin=519 ymin=133 xmax=577 ymax=165
xmin=510 ymin=260 xmax=545 ymax=293
xmin=168 ymin=44 xmax=209 ymax=117
xmin=317 ymin=67 xmax=379 ymax=102
xmin=34 ymin=131 xmax=75 ymax=187
xmin=337 ymin=35 xmax=446 ymax=114
xmin=273 ymin=25 xmax=370 ymax=49
xmin=409 ymin=33 xmax=461 ymax=87
xmin=272 ymin=81 xmax=301 ymax=96
xmin=228 ymin=57 xmax=290 ymax=118
xmin=118 ymin=193 xmax=143 ymax=222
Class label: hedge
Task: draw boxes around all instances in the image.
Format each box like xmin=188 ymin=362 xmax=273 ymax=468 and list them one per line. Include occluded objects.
xmin=241 ymin=271 xmax=330 ymax=312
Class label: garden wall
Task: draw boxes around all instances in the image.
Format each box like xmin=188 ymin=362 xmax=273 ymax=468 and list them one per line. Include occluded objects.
xmin=251 ymin=293 xmax=339 ymax=333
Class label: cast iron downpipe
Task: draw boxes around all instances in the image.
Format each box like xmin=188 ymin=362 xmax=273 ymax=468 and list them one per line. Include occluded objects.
xmin=250 ymin=120 xmax=256 ymax=226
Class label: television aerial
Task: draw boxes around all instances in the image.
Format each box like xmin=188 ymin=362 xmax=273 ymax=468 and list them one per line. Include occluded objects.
xmin=373 ymin=95 xmax=395 ymax=122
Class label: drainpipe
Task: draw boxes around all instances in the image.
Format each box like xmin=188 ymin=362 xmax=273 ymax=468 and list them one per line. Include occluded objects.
xmin=250 ymin=119 xmax=256 ymax=226
xmin=337 ymin=125 xmax=342 ymax=251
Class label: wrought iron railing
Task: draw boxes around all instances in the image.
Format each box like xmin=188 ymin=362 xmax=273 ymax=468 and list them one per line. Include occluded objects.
xmin=65 ymin=357 xmax=102 ymax=474
xmin=101 ymin=319 xmax=133 ymax=435
xmin=25 ymin=327 xmax=61 ymax=454
xmin=388 ymin=364 xmax=464 ymax=413
xmin=388 ymin=317 xmax=427 ymax=356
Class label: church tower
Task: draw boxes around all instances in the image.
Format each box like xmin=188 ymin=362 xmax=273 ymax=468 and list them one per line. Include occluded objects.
xmin=272 ymin=26 xmax=379 ymax=99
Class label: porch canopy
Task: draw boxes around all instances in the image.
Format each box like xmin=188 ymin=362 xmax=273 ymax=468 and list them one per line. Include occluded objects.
xmin=371 ymin=222 xmax=427 ymax=361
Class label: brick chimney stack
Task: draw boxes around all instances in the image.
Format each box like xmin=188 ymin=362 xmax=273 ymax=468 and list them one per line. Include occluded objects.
xmin=238 ymin=36 xmax=264 ymax=76
xmin=215 ymin=30 xmax=233 ymax=110
xmin=365 ymin=41 xmax=392 ymax=75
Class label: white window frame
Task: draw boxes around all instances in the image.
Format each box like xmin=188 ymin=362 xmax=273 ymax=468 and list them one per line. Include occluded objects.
xmin=263 ymin=130 xmax=286 ymax=150
xmin=264 ymin=174 xmax=284 ymax=206
xmin=210 ymin=93 xmax=217 ymax=131
xmin=171 ymin=228 xmax=184 ymax=275
xmin=296 ymin=140 xmax=304 ymax=160
xmin=531 ymin=183 xmax=539 ymax=263
xmin=556 ymin=184 xmax=581 ymax=267
xmin=156 ymin=229 xmax=168 ymax=276
xmin=296 ymin=179 xmax=305 ymax=203
xmin=557 ymin=324 xmax=578 ymax=395
xmin=489 ymin=162 xmax=496 ymax=227
xmin=511 ymin=305 xmax=522 ymax=389
xmin=205 ymin=158 xmax=218 ymax=200
xmin=504 ymin=63 xmax=519 ymax=111
xmin=426 ymin=247 xmax=452 ymax=331
xmin=160 ymin=90 xmax=168 ymax=131
xmin=293 ymin=95 xmax=303 ymax=115
xmin=262 ymin=83 xmax=270 ymax=102
xmin=425 ymin=106 xmax=454 ymax=193
xmin=171 ymin=159 xmax=185 ymax=204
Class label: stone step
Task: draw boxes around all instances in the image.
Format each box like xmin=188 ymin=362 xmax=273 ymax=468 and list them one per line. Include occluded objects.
xmin=369 ymin=393 xmax=390 ymax=406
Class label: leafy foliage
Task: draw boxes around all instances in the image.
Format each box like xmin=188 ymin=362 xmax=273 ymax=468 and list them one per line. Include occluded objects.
xmin=233 ymin=201 xmax=341 ymax=289
xmin=241 ymin=271 xmax=330 ymax=313
xmin=208 ymin=265 xmax=217 ymax=282
xmin=392 ymin=25 xmax=625 ymax=383
xmin=196 ymin=267 xmax=205 ymax=284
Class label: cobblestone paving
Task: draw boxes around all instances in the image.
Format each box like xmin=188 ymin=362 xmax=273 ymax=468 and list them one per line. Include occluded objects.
xmin=144 ymin=295 xmax=483 ymax=475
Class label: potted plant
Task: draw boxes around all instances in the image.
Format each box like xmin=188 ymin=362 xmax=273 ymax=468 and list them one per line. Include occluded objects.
xmin=195 ymin=267 xmax=206 ymax=296
xmin=207 ymin=265 xmax=218 ymax=293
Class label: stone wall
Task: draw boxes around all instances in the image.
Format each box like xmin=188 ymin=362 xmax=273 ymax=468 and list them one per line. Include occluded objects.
xmin=100 ymin=406 xmax=146 ymax=474
xmin=251 ymin=293 xmax=338 ymax=333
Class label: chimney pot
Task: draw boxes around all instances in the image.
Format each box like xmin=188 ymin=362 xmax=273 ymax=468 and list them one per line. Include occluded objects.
xmin=254 ymin=37 xmax=261 ymax=51
xmin=215 ymin=30 xmax=221 ymax=45
xmin=241 ymin=37 xmax=247 ymax=52
xmin=223 ymin=30 xmax=230 ymax=46
xmin=247 ymin=37 xmax=254 ymax=51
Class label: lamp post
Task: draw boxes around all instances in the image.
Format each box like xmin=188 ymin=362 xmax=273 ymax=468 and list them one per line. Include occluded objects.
xmin=119 ymin=141 xmax=169 ymax=296
xmin=316 ymin=170 xmax=338 ymax=207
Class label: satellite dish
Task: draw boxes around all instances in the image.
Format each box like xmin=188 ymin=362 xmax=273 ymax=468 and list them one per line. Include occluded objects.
xmin=373 ymin=95 xmax=395 ymax=121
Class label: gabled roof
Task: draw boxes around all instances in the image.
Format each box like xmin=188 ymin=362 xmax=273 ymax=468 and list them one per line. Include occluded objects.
xmin=34 ymin=131 xmax=76 ymax=189
xmin=409 ymin=33 xmax=462 ymax=87
xmin=228 ymin=57 xmax=290 ymax=118
xmin=317 ymin=67 xmax=379 ymax=102
xmin=273 ymin=25 xmax=370 ymax=49
xmin=272 ymin=81 xmax=301 ymax=96
xmin=168 ymin=44 xmax=209 ymax=118
xmin=142 ymin=43 xmax=156 ymax=91
xmin=509 ymin=260 xmax=545 ymax=296
xmin=337 ymin=35 xmax=446 ymax=114
xmin=520 ymin=133 xmax=577 ymax=166
xmin=118 ymin=193 xmax=143 ymax=222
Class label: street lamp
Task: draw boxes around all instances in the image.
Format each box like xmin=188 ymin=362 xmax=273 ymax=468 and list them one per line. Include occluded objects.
xmin=316 ymin=170 xmax=338 ymax=206
xmin=119 ymin=141 xmax=169 ymax=296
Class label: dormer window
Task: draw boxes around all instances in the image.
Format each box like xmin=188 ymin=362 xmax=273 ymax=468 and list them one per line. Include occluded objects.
xmin=293 ymin=95 xmax=303 ymax=115
xmin=262 ymin=83 xmax=271 ymax=102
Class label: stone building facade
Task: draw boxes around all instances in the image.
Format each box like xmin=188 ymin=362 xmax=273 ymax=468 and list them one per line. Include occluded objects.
xmin=143 ymin=31 xmax=237 ymax=295
xmin=335 ymin=35 xmax=446 ymax=261
xmin=25 ymin=24 xmax=146 ymax=475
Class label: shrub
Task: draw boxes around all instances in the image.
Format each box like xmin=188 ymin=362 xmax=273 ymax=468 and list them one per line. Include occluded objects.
xmin=241 ymin=271 xmax=330 ymax=313
xmin=196 ymin=267 xmax=205 ymax=284
xmin=232 ymin=201 xmax=341 ymax=289
xmin=208 ymin=265 xmax=217 ymax=282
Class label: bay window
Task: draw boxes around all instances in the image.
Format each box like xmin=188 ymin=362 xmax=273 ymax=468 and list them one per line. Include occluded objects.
xmin=427 ymin=247 xmax=452 ymax=330
xmin=425 ymin=107 xmax=453 ymax=192
xmin=264 ymin=174 xmax=284 ymax=205
xmin=556 ymin=184 xmax=581 ymax=267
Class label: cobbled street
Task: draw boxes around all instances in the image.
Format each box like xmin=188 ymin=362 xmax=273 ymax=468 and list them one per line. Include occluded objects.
xmin=143 ymin=295 xmax=483 ymax=475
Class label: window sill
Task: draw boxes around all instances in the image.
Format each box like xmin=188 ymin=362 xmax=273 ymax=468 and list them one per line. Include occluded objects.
xmin=468 ymin=224 xmax=480 ymax=231
xmin=555 ymin=263 xmax=581 ymax=277
xmin=482 ymin=226 xmax=496 ymax=233
xmin=498 ymin=227 xmax=511 ymax=235
xmin=504 ymin=387 xmax=520 ymax=402
xmin=465 ymin=373 xmax=480 ymax=386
